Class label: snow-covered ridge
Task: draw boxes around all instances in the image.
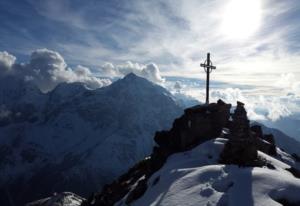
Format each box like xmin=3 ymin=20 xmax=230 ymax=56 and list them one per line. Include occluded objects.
xmin=119 ymin=138 xmax=300 ymax=206
xmin=82 ymin=100 xmax=300 ymax=206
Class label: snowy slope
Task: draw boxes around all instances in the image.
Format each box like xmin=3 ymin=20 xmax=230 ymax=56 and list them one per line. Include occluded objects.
xmin=26 ymin=192 xmax=84 ymax=206
xmin=0 ymin=73 xmax=183 ymax=205
xmin=117 ymin=138 xmax=300 ymax=206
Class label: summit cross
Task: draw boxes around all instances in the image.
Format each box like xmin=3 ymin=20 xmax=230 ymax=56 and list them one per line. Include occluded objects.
xmin=200 ymin=53 xmax=216 ymax=104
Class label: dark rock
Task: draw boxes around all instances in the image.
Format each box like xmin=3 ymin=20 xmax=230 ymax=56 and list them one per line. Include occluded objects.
xmin=149 ymin=147 xmax=171 ymax=175
xmin=275 ymin=198 xmax=300 ymax=206
xmin=286 ymin=167 xmax=300 ymax=179
xmin=125 ymin=179 xmax=147 ymax=204
xmin=155 ymin=99 xmax=231 ymax=152
xmin=266 ymin=162 xmax=276 ymax=170
xmin=250 ymin=125 xmax=263 ymax=138
xmin=255 ymin=138 xmax=277 ymax=156
xmin=291 ymin=153 xmax=300 ymax=162
xmin=219 ymin=139 xmax=258 ymax=166
xmin=230 ymin=101 xmax=250 ymax=139
xmin=263 ymin=134 xmax=275 ymax=145
xmin=154 ymin=131 xmax=170 ymax=148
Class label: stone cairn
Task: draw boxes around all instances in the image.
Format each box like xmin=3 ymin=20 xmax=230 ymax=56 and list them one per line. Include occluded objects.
xmin=82 ymin=100 xmax=277 ymax=206
xmin=219 ymin=101 xmax=277 ymax=166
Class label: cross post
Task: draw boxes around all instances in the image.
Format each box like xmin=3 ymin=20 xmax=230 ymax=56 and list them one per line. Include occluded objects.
xmin=200 ymin=53 xmax=216 ymax=104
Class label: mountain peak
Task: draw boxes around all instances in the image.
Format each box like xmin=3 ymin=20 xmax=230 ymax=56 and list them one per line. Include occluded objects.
xmin=124 ymin=72 xmax=139 ymax=79
xmin=121 ymin=72 xmax=149 ymax=84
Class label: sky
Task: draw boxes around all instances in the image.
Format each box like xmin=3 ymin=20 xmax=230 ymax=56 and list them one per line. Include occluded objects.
xmin=1 ymin=0 xmax=300 ymax=81
xmin=1 ymin=0 xmax=300 ymax=128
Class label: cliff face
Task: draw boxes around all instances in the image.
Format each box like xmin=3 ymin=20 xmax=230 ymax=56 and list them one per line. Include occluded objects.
xmin=82 ymin=100 xmax=289 ymax=206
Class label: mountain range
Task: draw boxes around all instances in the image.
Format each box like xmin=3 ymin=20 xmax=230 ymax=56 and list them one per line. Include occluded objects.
xmin=0 ymin=73 xmax=182 ymax=205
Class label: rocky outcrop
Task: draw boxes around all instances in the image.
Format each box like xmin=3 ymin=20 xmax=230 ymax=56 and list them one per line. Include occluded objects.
xmin=155 ymin=99 xmax=231 ymax=152
xmin=82 ymin=100 xmax=232 ymax=206
xmin=82 ymin=100 xmax=279 ymax=206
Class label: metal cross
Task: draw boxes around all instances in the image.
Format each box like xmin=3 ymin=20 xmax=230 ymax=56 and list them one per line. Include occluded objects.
xmin=200 ymin=53 xmax=216 ymax=104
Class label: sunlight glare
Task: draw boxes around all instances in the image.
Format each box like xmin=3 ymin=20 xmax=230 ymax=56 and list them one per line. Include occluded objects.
xmin=221 ymin=0 xmax=262 ymax=39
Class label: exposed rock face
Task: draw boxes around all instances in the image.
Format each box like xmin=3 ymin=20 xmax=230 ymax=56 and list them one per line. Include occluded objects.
xmin=155 ymin=99 xmax=231 ymax=152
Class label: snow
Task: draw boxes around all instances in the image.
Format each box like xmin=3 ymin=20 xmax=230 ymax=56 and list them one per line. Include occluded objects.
xmin=0 ymin=73 xmax=183 ymax=205
xmin=117 ymin=138 xmax=300 ymax=206
xmin=26 ymin=192 xmax=84 ymax=206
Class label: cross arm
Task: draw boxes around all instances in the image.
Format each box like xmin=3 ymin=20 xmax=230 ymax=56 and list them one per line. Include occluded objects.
xmin=200 ymin=64 xmax=216 ymax=70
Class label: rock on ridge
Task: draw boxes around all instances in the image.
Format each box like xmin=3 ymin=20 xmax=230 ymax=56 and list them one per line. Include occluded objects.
xmin=82 ymin=100 xmax=283 ymax=206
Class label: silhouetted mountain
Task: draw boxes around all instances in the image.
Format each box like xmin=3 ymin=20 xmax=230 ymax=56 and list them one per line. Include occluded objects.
xmin=0 ymin=73 xmax=182 ymax=206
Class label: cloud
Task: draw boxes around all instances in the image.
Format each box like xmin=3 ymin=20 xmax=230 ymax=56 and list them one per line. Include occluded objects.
xmin=98 ymin=61 xmax=165 ymax=83
xmin=0 ymin=49 xmax=111 ymax=92
xmin=3 ymin=0 xmax=300 ymax=92
xmin=211 ymin=88 xmax=294 ymax=121
xmin=164 ymin=77 xmax=297 ymax=122
xmin=275 ymin=73 xmax=300 ymax=96
xmin=0 ymin=51 xmax=16 ymax=73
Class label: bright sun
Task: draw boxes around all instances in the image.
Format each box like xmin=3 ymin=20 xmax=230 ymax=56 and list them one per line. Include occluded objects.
xmin=221 ymin=0 xmax=262 ymax=39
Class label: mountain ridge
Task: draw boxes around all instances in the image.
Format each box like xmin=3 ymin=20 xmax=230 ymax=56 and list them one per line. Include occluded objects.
xmin=80 ymin=100 xmax=300 ymax=206
xmin=0 ymin=73 xmax=182 ymax=206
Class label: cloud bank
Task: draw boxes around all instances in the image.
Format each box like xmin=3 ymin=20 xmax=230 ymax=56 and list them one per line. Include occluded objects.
xmin=98 ymin=61 xmax=165 ymax=83
xmin=0 ymin=49 xmax=111 ymax=92
xmin=164 ymin=77 xmax=300 ymax=122
xmin=0 ymin=49 xmax=165 ymax=92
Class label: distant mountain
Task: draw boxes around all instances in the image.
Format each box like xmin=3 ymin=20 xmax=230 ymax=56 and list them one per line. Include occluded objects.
xmin=261 ymin=117 xmax=300 ymax=142
xmin=259 ymin=123 xmax=300 ymax=157
xmin=0 ymin=73 xmax=183 ymax=206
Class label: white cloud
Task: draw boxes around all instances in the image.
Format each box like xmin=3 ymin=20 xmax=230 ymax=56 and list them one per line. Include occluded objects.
xmin=98 ymin=61 xmax=164 ymax=83
xmin=164 ymin=77 xmax=296 ymax=122
xmin=0 ymin=49 xmax=111 ymax=92
xmin=275 ymin=73 xmax=300 ymax=96
xmin=0 ymin=51 xmax=16 ymax=73
xmin=211 ymin=88 xmax=293 ymax=121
